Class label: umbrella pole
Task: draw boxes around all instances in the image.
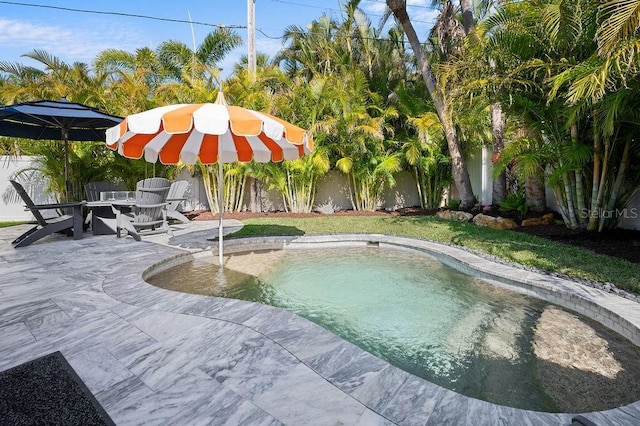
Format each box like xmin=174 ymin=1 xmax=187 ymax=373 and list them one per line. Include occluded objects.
xmin=64 ymin=136 xmax=70 ymax=202
xmin=218 ymin=161 xmax=224 ymax=267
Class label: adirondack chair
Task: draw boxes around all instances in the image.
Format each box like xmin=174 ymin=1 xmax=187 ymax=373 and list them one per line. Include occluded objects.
xmin=84 ymin=181 xmax=127 ymax=202
xmin=10 ymin=180 xmax=85 ymax=247
xmin=112 ymin=177 xmax=173 ymax=241
xmin=166 ymin=180 xmax=191 ymax=224
xmin=84 ymin=181 xmax=128 ymax=229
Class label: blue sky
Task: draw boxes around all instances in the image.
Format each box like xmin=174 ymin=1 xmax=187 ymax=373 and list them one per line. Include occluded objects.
xmin=0 ymin=1 xmax=437 ymax=78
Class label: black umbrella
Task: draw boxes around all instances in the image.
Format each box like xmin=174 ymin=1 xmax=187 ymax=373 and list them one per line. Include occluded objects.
xmin=0 ymin=98 xmax=123 ymax=200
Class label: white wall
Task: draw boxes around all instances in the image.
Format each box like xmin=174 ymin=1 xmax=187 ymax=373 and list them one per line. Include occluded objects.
xmin=382 ymin=171 xmax=421 ymax=210
xmin=174 ymin=169 xmax=209 ymax=211
xmin=5 ymin=155 xmax=638 ymax=229
xmin=466 ymin=146 xmax=493 ymax=206
xmin=314 ymin=170 xmax=353 ymax=211
xmin=617 ymin=189 xmax=640 ymax=230
xmin=0 ymin=156 xmax=55 ymax=221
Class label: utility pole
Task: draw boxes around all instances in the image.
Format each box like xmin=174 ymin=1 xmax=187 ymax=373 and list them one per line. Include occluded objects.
xmin=247 ymin=0 xmax=260 ymax=212
xmin=247 ymin=0 xmax=256 ymax=82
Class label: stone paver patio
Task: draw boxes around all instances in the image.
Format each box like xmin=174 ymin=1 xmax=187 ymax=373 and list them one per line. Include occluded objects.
xmin=1 ymin=220 xmax=639 ymax=425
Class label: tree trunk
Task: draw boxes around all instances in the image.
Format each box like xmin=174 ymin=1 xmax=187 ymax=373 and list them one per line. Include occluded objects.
xmin=249 ymin=177 xmax=261 ymax=212
xmin=587 ymin=131 xmax=602 ymax=231
xmin=491 ymin=102 xmax=506 ymax=204
xmin=525 ymin=174 xmax=546 ymax=213
xmin=599 ymin=137 xmax=631 ymax=231
xmin=459 ymin=0 xmax=475 ymax=34
xmin=560 ymin=170 xmax=578 ymax=228
xmin=570 ymin=123 xmax=587 ymax=227
xmin=587 ymin=138 xmax=610 ymax=231
xmin=386 ymin=0 xmax=475 ymax=208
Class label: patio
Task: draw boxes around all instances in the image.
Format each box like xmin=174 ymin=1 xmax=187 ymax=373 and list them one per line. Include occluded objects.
xmin=1 ymin=222 xmax=639 ymax=425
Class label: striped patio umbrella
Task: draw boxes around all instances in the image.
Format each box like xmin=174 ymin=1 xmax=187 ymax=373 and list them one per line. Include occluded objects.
xmin=106 ymin=92 xmax=314 ymax=265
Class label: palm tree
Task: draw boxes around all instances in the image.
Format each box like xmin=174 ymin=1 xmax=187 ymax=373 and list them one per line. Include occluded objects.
xmin=386 ymin=0 xmax=476 ymax=208
xmin=482 ymin=0 xmax=640 ymax=231
xmin=0 ymin=50 xmax=133 ymax=200
xmin=156 ymin=28 xmax=242 ymax=82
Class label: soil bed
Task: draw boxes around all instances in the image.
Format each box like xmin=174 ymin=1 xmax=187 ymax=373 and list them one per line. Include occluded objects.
xmin=513 ymin=224 xmax=640 ymax=264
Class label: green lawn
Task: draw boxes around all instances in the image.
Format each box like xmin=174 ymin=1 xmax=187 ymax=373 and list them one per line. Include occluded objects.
xmin=0 ymin=222 xmax=25 ymax=228
xmin=230 ymin=215 xmax=640 ymax=293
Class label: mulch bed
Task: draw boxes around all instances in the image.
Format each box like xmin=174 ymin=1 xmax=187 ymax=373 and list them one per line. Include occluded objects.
xmin=514 ymin=224 xmax=640 ymax=264
xmin=185 ymin=208 xmax=640 ymax=264
xmin=0 ymin=352 xmax=115 ymax=425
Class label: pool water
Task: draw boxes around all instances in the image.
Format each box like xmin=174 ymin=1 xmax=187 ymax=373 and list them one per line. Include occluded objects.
xmin=149 ymin=246 xmax=578 ymax=411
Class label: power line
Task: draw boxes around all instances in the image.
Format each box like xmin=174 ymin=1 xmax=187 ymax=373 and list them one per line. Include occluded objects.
xmin=0 ymin=1 xmax=246 ymax=29
xmin=1 ymin=0 xmax=434 ymax=46
xmin=257 ymin=27 xmax=428 ymax=48
xmin=266 ymin=0 xmax=342 ymax=12
xmin=362 ymin=0 xmax=437 ymax=11
xmin=265 ymin=0 xmax=435 ymax=25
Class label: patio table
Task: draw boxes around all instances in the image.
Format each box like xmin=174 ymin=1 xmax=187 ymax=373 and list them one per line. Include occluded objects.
xmin=86 ymin=191 xmax=135 ymax=235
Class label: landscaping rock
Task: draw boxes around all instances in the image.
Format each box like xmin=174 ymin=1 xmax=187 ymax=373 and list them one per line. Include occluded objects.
xmin=435 ymin=210 xmax=451 ymax=220
xmin=472 ymin=213 xmax=518 ymax=230
xmin=521 ymin=213 xmax=555 ymax=227
xmin=436 ymin=210 xmax=473 ymax=222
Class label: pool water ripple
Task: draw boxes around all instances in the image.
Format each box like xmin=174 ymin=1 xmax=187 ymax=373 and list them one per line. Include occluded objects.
xmin=148 ymin=245 xmax=639 ymax=412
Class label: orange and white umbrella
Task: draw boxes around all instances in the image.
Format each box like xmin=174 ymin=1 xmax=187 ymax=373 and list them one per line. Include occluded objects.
xmin=105 ymin=92 xmax=313 ymax=164
xmin=105 ymin=92 xmax=314 ymax=265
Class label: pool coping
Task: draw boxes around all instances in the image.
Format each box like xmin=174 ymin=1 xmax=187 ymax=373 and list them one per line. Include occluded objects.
xmin=132 ymin=233 xmax=640 ymax=425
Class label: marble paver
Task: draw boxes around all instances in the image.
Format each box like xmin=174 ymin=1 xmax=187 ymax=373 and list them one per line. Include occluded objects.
xmin=1 ymin=223 xmax=639 ymax=425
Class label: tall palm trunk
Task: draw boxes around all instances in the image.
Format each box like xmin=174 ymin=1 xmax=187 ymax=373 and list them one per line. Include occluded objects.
xmin=599 ymin=137 xmax=632 ymax=231
xmin=570 ymin=123 xmax=587 ymax=227
xmin=249 ymin=177 xmax=261 ymax=212
xmin=560 ymin=169 xmax=579 ymax=228
xmin=414 ymin=167 xmax=425 ymax=208
xmin=459 ymin=0 xmax=475 ymax=34
xmin=588 ymin=137 xmax=611 ymax=231
xmin=386 ymin=0 xmax=475 ymax=208
xmin=525 ymin=174 xmax=547 ymax=213
xmin=587 ymin=131 xmax=602 ymax=231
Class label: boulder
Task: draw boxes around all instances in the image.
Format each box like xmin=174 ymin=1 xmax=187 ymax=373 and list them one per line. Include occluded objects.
xmin=450 ymin=211 xmax=474 ymax=222
xmin=521 ymin=213 xmax=555 ymax=227
xmin=472 ymin=213 xmax=518 ymax=230
xmin=436 ymin=210 xmax=451 ymax=220
xmin=436 ymin=210 xmax=473 ymax=222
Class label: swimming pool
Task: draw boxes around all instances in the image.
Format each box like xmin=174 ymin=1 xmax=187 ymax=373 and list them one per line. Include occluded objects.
xmin=148 ymin=243 xmax=640 ymax=412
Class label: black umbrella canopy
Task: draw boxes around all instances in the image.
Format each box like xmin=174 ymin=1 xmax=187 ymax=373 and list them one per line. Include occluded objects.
xmin=0 ymin=98 xmax=123 ymax=200
xmin=0 ymin=98 xmax=122 ymax=141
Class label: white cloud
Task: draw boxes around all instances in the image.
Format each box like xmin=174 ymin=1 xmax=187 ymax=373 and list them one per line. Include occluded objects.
xmin=257 ymin=37 xmax=285 ymax=59
xmin=363 ymin=2 xmax=387 ymax=15
xmin=0 ymin=17 xmax=146 ymax=65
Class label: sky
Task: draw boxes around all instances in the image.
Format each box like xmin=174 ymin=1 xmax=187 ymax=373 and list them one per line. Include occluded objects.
xmin=0 ymin=0 xmax=438 ymax=78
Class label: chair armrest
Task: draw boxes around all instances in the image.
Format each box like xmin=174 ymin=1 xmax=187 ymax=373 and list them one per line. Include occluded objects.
xmin=138 ymin=187 xmax=170 ymax=193
xmin=133 ymin=202 xmax=169 ymax=209
xmin=166 ymin=198 xmax=187 ymax=202
xmin=30 ymin=202 xmax=85 ymax=210
xmin=111 ymin=201 xmax=135 ymax=207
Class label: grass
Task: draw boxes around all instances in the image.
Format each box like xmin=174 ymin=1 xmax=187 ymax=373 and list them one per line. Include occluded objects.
xmin=230 ymin=215 xmax=640 ymax=292
xmin=0 ymin=221 xmax=25 ymax=228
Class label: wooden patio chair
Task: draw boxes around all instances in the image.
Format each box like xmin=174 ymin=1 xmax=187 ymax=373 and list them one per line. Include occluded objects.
xmin=10 ymin=180 xmax=85 ymax=247
xmin=112 ymin=177 xmax=173 ymax=241
xmin=166 ymin=180 xmax=191 ymax=224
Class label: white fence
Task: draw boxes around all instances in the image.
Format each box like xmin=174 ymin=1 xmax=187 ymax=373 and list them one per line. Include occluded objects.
xmin=2 ymin=155 xmax=638 ymax=230
xmin=0 ymin=156 xmax=56 ymax=221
